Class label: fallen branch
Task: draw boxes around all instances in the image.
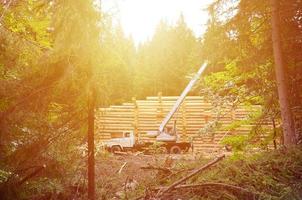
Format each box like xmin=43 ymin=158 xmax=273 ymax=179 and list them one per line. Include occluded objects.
xmin=118 ymin=162 xmax=127 ymax=174
xmin=158 ymin=167 xmax=194 ymax=183
xmin=113 ymin=151 xmax=153 ymax=158
xmin=156 ymin=154 xmax=225 ymax=198
xmin=156 ymin=182 xmax=256 ymax=196
xmin=17 ymin=165 xmax=46 ymax=186
xmin=135 ymin=151 xmax=144 ymax=156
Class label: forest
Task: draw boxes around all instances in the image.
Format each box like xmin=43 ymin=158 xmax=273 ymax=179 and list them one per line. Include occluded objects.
xmin=0 ymin=0 xmax=302 ymax=199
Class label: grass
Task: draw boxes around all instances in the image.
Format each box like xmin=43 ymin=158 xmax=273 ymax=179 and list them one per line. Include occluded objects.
xmin=127 ymin=146 xmax=302 ymax=200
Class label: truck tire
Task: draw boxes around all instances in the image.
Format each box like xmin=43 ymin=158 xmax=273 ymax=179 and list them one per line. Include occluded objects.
xmin=157 ymin=146 xmax=168 ymax=154
xmin=170 ymin=145 xmax=181 ymax=154
xmin=111 ymin=145 xmax=122 ymax=153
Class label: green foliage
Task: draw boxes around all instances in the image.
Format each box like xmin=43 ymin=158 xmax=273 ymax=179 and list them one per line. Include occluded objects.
xmin=0 ymin=0 xmax=101 ymax=199
xmin=199 ymin=121 xmax=222 ymax=136
xmin=195 ymin=146 xmax=302 ymax=200
xmin=133 ymin=16 xmax=203 ymax=98
xmin=0 ymin=0 xmax=301 ymax=199
xmin=221 ymin=135 xmax=248 ymax=151
xmin=199 ymin=0 xmax=302 ymax=147
xmin=126 ymin=147 xmax=302 ymax=200
xmin=0 ymin=169 xmax=11 ymax=184
xmin=93 ymin=13 xmax=205 ymax=105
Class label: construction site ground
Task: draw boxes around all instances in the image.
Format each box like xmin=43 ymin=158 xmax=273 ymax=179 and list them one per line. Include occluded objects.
xmin=94 ymin=151 xmax=229 ymax=199
xmin=92 ymin=147 xmax=302 ymax=200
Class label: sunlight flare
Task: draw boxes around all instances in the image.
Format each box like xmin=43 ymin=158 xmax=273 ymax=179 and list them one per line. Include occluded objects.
xmin=103 ymin=0 xmax=213 ymax=43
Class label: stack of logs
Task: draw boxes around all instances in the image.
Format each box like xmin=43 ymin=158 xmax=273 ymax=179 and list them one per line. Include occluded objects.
xmin=96 ymin=95 xmax=266 ymax=153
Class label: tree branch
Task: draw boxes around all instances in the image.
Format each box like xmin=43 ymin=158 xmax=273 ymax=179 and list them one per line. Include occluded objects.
xmin=156 ymin=155 xmax=225 ymax=198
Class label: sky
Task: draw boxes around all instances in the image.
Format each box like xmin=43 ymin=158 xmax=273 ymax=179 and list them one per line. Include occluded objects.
xmin=102 ymin=0 xmax=214 ymax=44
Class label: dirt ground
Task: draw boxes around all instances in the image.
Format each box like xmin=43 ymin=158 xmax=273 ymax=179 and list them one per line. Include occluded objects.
xmin=94 ymin=152 xmax=220 ymax=199
xmin=90 ymin=148 xmax=302 ymax=200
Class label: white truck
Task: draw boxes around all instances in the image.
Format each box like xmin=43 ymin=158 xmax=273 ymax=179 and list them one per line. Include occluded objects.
xmin=104 ymin=62 xmax=208 ymax=154
xmin=104 ymin=130 xmax=191 ymax=154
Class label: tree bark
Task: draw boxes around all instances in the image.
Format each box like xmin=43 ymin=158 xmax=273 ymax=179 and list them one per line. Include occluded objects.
xmin=87 ymin=84 xmax=96 ymax=200
xmin=271 ymin=0 xmax=297 ymax=146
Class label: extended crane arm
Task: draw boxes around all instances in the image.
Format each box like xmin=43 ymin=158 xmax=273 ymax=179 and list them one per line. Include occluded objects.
xmin=158 ymin=62 xmax=208 ymax=133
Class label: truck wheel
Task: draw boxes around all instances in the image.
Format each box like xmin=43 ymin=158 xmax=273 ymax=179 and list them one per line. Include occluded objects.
xmin=170 ymin=146 xmax=181 ymax=154
xmin=111 ymin=145 xmax=122 ymax=153
xmin=157 ymin=146 xmax=168 ymax=154
xmin=183 ymin=146 xmax=190 ymax=153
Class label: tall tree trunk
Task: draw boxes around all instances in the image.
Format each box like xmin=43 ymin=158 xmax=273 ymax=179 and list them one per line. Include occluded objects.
xmin=271 ymin=0 xmax=297 ymax=146
xmin=87 ymin=84 xmax=96 ymax=200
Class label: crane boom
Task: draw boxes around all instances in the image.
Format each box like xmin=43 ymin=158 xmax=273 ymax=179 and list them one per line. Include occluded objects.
xmin=158 ymin=62 xmax=208 ymax=133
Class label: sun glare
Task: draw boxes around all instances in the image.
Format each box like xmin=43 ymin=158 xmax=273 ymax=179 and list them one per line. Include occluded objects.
xmin=103 ymin=0 xmax=213 ymax=44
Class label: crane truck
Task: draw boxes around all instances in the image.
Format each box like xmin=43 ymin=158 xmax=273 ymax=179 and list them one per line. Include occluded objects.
xmin=104 ymin=62 xmax=208 ymax=154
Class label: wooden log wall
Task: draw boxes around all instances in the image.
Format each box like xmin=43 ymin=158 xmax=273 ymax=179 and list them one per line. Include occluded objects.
xmin=96 ymin=96 xmax=268 ymax=153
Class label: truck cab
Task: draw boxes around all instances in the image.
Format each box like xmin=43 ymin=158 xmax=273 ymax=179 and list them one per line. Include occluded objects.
xmin=103 ymin=131 xmax=135 ymax=152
